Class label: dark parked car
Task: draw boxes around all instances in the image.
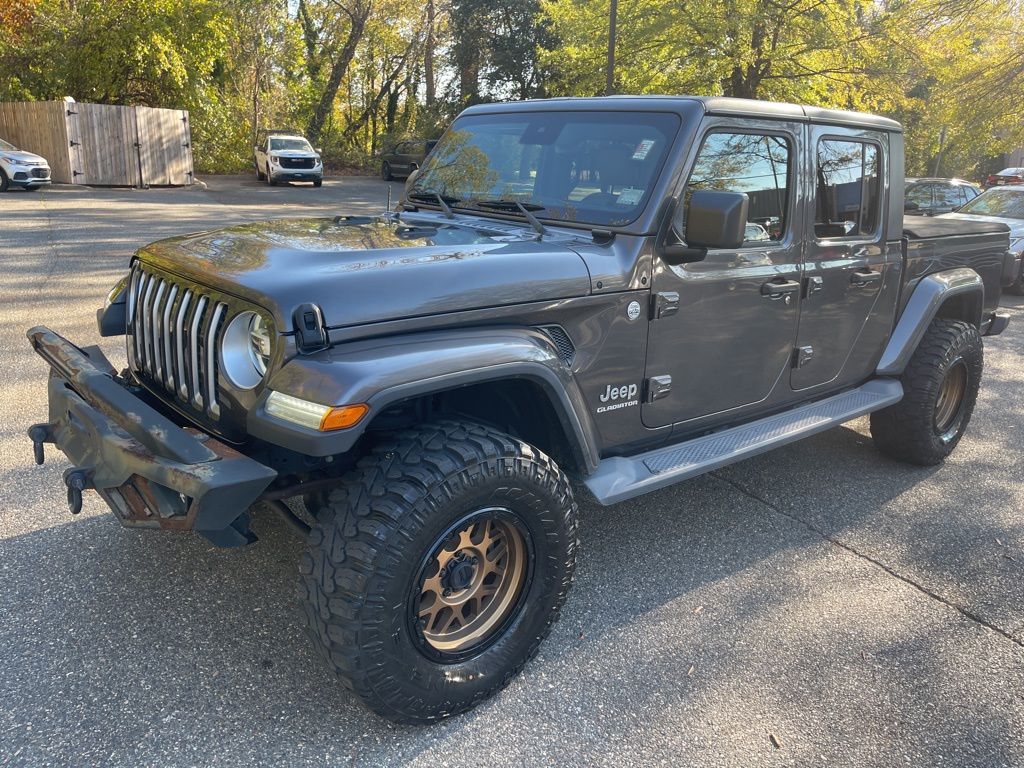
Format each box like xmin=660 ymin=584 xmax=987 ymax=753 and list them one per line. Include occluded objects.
xmin=29 ymin=97 xmax=1015 ymax=725
xmin=904 ymin=177 xmax=980 ymax=215
xmin=984 ymin=167 xmax=1024 ymax=189
xmin=380 ymin=139 xmax=437 ymax=180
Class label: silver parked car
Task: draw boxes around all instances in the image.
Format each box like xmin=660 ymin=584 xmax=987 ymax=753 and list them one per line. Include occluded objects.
xmin=938 ymin=185 xmax=1024 ymax=293
xmin=0 ymin=137 xmax=51 ymax=192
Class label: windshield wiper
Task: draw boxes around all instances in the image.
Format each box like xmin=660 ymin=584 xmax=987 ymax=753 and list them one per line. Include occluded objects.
xmin=407 ymin=190 xmax=456 ymax=219
xmin=475 ymin=199 xmax=548 ymax=238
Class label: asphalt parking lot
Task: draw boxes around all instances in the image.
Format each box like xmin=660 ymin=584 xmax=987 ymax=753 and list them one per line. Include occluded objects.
xmin=2 ymin=175 xmax=1023 ymax=767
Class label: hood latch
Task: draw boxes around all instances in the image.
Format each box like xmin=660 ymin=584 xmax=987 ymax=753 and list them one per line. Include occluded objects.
xmin=293 ymin=303 xmax=329 ymax=354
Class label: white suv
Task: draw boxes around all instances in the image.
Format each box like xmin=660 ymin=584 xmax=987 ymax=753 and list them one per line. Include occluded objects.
xmin=253 ymin=131 xmax=323 ymax=187
xmin=0 ymin=137 xmax=51 ymax=192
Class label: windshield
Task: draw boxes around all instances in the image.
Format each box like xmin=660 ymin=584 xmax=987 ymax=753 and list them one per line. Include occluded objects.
xmin=0 ymin=138 xmax=17 ymax=152
xmin=958 ymin=188 xmax=1024 ymax=219
xmin=270 ymin=137 xmax=312 ymax=152
xmin=409 ymin=111 xmax=680 ymax=226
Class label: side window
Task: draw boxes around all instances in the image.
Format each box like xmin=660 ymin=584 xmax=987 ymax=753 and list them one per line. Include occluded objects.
xmin=937 ymin=185 xmax=963 ymax=208
xmin=815 ymin=139 xmax=881 ymax=238
xmin=905 ymin=184 xmax=932 ymax=209
xmin=683 ymin=132 xmax=791 ymax=244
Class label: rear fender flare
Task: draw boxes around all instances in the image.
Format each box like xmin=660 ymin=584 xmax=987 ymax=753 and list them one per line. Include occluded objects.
xmin=876 ymin=268 xmax=983 ymax=376
xmin=250 ymin=327 xmax=601 ymax=471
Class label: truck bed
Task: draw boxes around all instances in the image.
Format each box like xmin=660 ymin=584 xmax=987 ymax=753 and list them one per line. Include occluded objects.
xmin=901 ymin=216 xmax=1011 ymax=316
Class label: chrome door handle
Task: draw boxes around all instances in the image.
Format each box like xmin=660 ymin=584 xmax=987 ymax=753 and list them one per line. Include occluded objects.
xmin=761 ymin=279 xmax=801 ymax=300
xmin=850 ymin=269 xmax=882 ymax=286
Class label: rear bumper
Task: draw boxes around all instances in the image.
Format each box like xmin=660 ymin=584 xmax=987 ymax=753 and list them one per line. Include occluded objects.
xmin=26 ymin=327 xmax=277 ymax=547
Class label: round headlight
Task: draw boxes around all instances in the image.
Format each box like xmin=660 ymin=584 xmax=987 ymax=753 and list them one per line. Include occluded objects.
xmin=221 ymin=311 xmax=272 ymax=389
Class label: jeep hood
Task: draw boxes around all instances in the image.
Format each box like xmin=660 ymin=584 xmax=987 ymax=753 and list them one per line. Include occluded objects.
xmin=137 ymin=216 xmax=592 ymax=330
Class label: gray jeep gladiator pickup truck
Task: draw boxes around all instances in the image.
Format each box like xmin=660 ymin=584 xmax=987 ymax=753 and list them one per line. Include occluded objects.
xmin=27 ymin=96 xmax=1014 ymax=723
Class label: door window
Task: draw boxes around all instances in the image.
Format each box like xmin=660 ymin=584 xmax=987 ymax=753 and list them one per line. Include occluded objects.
xmin=815 ymin=140 xmax=881 ymax=238
xmin=937 ymin=185 xmax=963 ymax=208
xmin=682 ymin=132 xmax=791 ymax=243
xmin=905 ymin=184 xmax=932 ymax=209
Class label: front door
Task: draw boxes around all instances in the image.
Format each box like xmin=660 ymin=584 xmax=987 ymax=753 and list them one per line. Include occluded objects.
xmin=643 ymin=121 xmax=804 ymax=430
xmin=791 ymin=129 xmax=900 ymax=391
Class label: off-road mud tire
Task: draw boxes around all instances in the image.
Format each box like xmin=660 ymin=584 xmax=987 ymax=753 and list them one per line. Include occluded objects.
xmin=870 ymin=318 xmax=982 ymax=465
xmin=298 ymin=420 xmax=578 ymax=723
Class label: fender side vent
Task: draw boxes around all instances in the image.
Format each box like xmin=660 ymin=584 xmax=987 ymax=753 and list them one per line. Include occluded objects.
xmin=537 ymin=325 xmax=576 ymax=365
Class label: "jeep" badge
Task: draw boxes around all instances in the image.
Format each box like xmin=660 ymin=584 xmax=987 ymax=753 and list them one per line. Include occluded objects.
xmin=597 ymin=383 xmax=639 ymax=413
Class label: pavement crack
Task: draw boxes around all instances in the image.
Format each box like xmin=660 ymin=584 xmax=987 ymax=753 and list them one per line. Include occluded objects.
xmin=711 ymin=471 xmax=1024 ymax=650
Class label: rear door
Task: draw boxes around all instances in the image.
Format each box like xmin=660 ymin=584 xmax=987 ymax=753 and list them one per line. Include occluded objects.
xmin=790 ymin=128 xmax=900 ymax=391
xmin=642 ymin=121 xmax=804 ymax=429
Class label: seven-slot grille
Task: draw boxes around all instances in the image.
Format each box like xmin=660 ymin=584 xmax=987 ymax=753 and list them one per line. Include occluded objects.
xmin=126 ymin=264 xmax=228 ymax=419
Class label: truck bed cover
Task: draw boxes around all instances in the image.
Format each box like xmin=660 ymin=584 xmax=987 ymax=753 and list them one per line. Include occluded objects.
xmin=903 ymin=216 xmax=1009 ymax=239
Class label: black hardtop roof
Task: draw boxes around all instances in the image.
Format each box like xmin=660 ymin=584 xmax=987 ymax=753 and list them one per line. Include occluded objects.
xmin=460 ymin=95 xmax=903 ymax=132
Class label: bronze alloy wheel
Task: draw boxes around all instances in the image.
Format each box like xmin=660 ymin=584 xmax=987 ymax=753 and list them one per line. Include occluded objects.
xmin=934 ymin=359 xmax=968 ymax=438
xmin=413 ymin=508 xmax=530 ymax=659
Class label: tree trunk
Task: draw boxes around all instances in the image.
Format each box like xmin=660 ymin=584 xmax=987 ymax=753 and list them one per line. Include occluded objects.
xmin=424 ymin=0 xmax=436 ymax=106
xmin=307 ymin=1 xmax=371 ymax=145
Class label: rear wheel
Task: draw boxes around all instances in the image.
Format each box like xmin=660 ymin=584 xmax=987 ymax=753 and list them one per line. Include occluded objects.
xmin=870 ymin=318 xmax=982 ymax=465
xmin=298 ymin=420 xmax=578 ymax=723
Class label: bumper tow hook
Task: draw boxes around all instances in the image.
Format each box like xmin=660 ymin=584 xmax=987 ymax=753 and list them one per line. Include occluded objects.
xmin=63 ymin=468 xmax=94 ymax=515
xmin=28 ymin=423 xmax=54 ymax=466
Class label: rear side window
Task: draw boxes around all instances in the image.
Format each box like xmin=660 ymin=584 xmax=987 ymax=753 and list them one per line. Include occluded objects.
xmin=815 ymin=139 xmax=881 ymax=238
xmin=905 ymin=184 xmax=932 ymax=208
xmin=684 ymin=131 xmax=791 ymax=243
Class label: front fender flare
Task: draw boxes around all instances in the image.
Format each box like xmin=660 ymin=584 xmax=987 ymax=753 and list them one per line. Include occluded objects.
xmin=248 ymin=327 xmax=601 ymax=471
xmin=876 ymin=268 xmax=983 ymax=376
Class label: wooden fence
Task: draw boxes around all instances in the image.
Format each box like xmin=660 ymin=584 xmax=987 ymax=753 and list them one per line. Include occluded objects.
xmin=0 ymin=100 xmax=193 ymax=186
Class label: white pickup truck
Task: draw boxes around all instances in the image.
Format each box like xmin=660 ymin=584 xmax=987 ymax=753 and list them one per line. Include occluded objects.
xmin=253 ymin=131 xmax=323 ymax=187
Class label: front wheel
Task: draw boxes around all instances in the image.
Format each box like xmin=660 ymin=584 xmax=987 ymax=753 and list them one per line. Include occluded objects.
xmin=381 ymin=161 xmax=393 ymax=181
xmin=298 ymin=420 xmax=578 ymax=723
xmin=870 ymin=318 xmax=982 ymax=465
xmin=266 ymin=165 xmax=276 ymax=186
xmin=0 ymin=169 xmax=9 ymax=193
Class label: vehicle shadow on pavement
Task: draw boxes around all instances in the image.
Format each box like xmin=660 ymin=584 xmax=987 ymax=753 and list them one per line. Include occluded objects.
xmin=4 ymin=418 xmax=1023 ymax=766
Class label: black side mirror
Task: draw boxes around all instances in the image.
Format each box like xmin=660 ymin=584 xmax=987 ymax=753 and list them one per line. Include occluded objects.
xmin=658 ymin=191 xmax=750 ymax=265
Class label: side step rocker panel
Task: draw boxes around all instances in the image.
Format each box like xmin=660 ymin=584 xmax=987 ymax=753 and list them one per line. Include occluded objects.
xmin=585 ymin=378 xmax=903 ymax=505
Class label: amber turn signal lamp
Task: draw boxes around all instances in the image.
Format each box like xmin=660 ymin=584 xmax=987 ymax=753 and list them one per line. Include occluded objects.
xmin=320 ymin=403 xmax=369 ymax=431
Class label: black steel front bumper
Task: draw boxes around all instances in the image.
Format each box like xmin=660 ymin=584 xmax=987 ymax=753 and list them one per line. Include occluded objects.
xmin=26 ymin=327 xmax=277 ymax=547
